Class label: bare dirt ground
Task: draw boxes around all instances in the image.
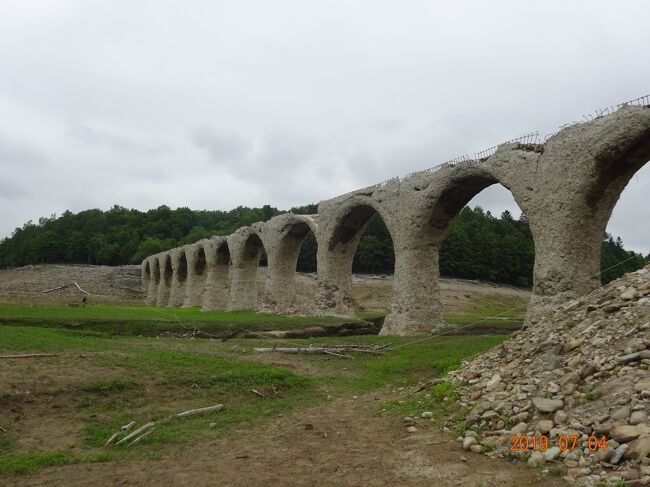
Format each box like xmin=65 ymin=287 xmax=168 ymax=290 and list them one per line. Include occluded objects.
xmin=6 ymin=391 xmax=562 ymax=487
xmin=0 ymin=265 xmax=142 ymax=304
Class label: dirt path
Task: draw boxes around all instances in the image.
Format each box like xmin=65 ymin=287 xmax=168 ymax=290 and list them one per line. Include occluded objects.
xmin=6 ymin=392 xmax=564 ymax=487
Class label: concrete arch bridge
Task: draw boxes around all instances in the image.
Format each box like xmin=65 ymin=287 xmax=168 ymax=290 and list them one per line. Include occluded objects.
xmin=141 ymin=104 xmax=650 ymax=335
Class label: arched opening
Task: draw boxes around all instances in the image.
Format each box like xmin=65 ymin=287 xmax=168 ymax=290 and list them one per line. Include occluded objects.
xmin=597 ymin=162 xmax=650 ymax=283
xmin=194 ymin=247 xmax=207 ymax=276
xmin=143 ymin=261 xmax=151 ymax=287
xmin=163 ymin=255 xmax=173 ymax=286
xmin=320 ymin=203 xmax=395 ymax=317
xmin=178 ymin=252 xmax=188 ymax=283
xmin=152 ymin=259 xmax=161 ymax=285
xmin=216 ymin=241 xmax=231 ymax=266
xmin=428 ymin=176 xmax=533 ymax=332
xmin=244 ymin=233 xmax=264 ymax=263
xmin=263 ymin=218 xmax=318 ymax=313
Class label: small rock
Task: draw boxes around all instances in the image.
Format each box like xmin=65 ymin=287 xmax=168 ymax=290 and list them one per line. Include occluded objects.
xmin=544 ymin=446 xmax=562 ymax=462
xmin=421 ymin=411 xmax=433 ymax=419
xmin=209 ymin=422 xmax=217 ymax=428
xmin=537 ymin=420 xmax=554 ymax=434
xmin=610 ymin=443 xmax=629 ymax=464
xmin=463 ymin=436 xmax=478 ymax=450
xmin=470 ymin=444 xmax=483 ymax=453
xmin=610 ymin=425 xmax=641 ymax=443
xmin=626 ymin=436 xmax=650 ymax=460
xmin=630 ymin=411 xmax=647 ymax=425
xmin=406 ymin=426 xmax=418 ymax=433
xmin=486 ymin=374 xmax=502 ymax=391
xmin=528 ymin=452 xmax=545 ymax=467
xmin=554 ymin=410 xmax=568 ymax=425
xmin=532 ymin=397 xmax=564 ymax=413
xmin=510 ymin=422 xmax=528 ymax=435
xmin=611 ymin=406 xmax=631 ymax=422
xmin=620 ymin=288 xmax=636 ymax=300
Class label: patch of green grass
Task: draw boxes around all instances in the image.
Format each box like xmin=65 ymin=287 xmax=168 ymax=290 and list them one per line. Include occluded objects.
xmin=443 ymin=293 xmax=528 ymax=330
xmin=81 ymin=379 xmax=139 ymax=395
xmin=0 ymin=303 xmax=355 ymax=337
xmin=0 ymin=450 xmax=115 ymax=475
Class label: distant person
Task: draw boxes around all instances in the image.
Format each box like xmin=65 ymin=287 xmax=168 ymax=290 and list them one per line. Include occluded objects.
xmin=82 ymin=295 xmax=87 ymax=308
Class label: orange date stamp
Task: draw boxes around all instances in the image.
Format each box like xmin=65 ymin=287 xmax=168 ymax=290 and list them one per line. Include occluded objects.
xmin=510 ymin=434 xmax=607 ymax=452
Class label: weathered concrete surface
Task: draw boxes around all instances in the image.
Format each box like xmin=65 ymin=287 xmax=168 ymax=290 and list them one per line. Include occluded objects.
xmin=167 ymin=247 xmax=188 ymax=307
xmin=201 ymin=236 xmax=231 ymax=311
xmin=156 ymin=253 xmax=173 ymax=307
xmin=141 ymin=259 xmax=153 ymax=305
xmin=256 ymin=214 xmax=318 ymax=313
xmin=183 ymin=242 xmax=208 ymax=307
xmin=227 ymin=225 xmax=265 ymax=310
xmin=142 ymin=104 xmax=650 ymax=335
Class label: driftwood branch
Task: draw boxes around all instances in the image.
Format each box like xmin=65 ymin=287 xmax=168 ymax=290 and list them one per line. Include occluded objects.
xmin=106 ymin=404 xmax=225 ymax=447
xmin=176 ymin=404 xmax=224 ymax=418
xmin=253 ymin=344 xmax=388 ymax=358
xmin=115 ymin=422 xmax=155 ymax=446
xmin=43 ymin=282 xmax=89 ymax=295
xmin=128 ymin=427 xmax=155 ymax=446
xmin=0 ymin=353 xmax=58 ymax=359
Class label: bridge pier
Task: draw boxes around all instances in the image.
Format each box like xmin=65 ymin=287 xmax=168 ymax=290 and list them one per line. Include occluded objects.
xmin=227 ymin=227 xmax=263 ymax=311
xmin=156 ymin=253 xmax=172 ymax=306
xmin=202 ymin=237 xmax=231 ymax=311
xmin=380 ymin=242 xmax=444 ymax=335
xmin=167 ymin=248 xmax=187 ymax=307
xmin=183 ymin=242 xmax=208 ymax=307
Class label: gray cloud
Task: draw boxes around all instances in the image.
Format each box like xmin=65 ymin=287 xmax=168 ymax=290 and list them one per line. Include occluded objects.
xmin=0 ymin=0 xmax=648 ymax=256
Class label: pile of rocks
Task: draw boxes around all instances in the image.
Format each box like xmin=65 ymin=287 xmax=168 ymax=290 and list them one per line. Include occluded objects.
xmin=446 ymin=264 xmax=650 ymax=486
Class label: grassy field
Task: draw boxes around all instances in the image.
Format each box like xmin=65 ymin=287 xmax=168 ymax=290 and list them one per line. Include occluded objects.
xmin=0 ymin=304 xmax=360 ymax=337
xmin=0 ymin=313 xmax=507 ymax=476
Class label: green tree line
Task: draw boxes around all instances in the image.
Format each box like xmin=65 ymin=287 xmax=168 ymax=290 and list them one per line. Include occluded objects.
xmin=0 ymin=204 xmax=646 ymax=286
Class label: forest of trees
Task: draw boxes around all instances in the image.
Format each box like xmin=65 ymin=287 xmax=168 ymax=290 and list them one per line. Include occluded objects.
xmin=0 ymin=204 xmax=647 ymax=287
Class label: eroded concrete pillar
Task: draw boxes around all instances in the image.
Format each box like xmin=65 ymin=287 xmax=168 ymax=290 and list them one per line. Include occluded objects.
xmin=144 ymin=257 xmax=158 ymax=305
xmin=227 ymin=227 xmax=263 ymax=310
xmin=168 ymin=248 xmax=188 ymax=307
xmin=184 ymin=242 xmax=208 ymax=307
xmin=380 ymin=240 xmax=443 ymax=335
xmin=202 ymin=237 xmax=231 ymax=311
xmin=156 ymin=253 xmax=173 ymax=306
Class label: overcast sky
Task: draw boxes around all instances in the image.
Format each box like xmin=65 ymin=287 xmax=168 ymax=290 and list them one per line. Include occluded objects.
xmin=1 ymin=0 xmax=649 ymax=253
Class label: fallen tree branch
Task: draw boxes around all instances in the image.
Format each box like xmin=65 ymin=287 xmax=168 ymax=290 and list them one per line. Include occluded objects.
xmin=106 ymin=404 xmax=225 ymax=447
xmin=0 ymin=353 xmax=58 ymax=359
xmin=253 ymin=344 xmax=386 ymax=357
xmin=43 ymin=282 xmax=89 ymax=295
xmin=176 ymin=404 xmax=224 ymax=418
xmin=128 ymin=426 xmax=155 ymax=446
xmin=73 ymin=282 xmax=89 ymax=294
xmin=115 ymin=422 xmax=155 ymax=446
xmin=251 ymin=389 xmax=265 ymax=398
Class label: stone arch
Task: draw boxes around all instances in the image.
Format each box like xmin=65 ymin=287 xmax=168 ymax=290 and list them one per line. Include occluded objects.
xmin=183 ymin=242 xmax=209 ymax=307
xmin=373 ymin=153 xmax=538 ymax=335
xmin=156 ymin=253 xmax=173 ymax=306
xmin=258 ymin=213 xmax=319 ymax=312
xmin=227 ymin=226 xmax=266 ymax=310
xmin=315 ymin=195 xmax=397 ymax=317
xmin=168 ymin=248 xmax=189 ymax=307
xmin=202 ymin=237 xmax=232 ymax=311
